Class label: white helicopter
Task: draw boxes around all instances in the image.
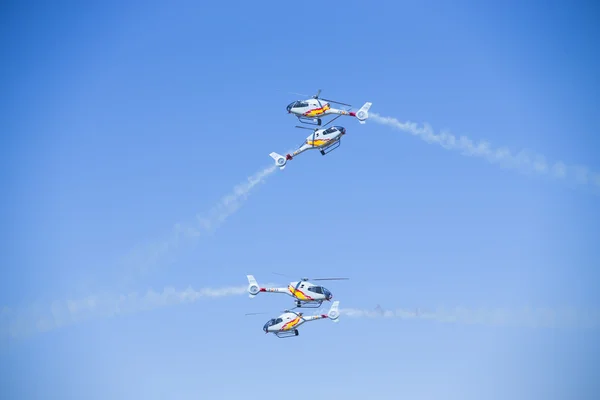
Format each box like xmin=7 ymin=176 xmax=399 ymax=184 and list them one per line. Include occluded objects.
xmin=260 ymin=301 xmax=340 ymax=338
xmin=286 ymin=89 xmax=372 ymax=126
xmin=268 ymin=124 xmax=347 ymax=170
xmin=247 ymin=274 xmax=348 ymax=308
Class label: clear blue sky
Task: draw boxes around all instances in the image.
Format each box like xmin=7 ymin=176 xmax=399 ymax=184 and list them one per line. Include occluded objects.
xmin=1 ymin=1 xmax=599 ymax=399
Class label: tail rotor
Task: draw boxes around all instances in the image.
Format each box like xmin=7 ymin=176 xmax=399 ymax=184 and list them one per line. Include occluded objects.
xmin=269 ymin=152 xmax=290 ymax=170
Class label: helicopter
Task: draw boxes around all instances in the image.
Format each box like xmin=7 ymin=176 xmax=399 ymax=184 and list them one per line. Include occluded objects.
xmin=268 ymin=124 xmax=347 ymax=170
xmin=286 ymin=89 xmax=372 ymax=126
xmin=246 ymin=274 xmax=348 ymax=308
xmin=260 ymin=301 xmax=340 ymax=338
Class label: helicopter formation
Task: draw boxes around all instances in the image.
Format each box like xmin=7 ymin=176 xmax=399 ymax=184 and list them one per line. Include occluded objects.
xmin=269 ymin=89 xmax=373 ymax=170
xmin=245 ymin=89 xmax=367 ymax=338
xmin=246 ymin=274 xmax=347 ymax=338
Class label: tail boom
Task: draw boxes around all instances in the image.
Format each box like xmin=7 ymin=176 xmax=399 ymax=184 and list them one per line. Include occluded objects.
xmin=246 ymin=274 xmax=290 ymax=298
xmin=303 ymin=301 xmax=340 ymax=322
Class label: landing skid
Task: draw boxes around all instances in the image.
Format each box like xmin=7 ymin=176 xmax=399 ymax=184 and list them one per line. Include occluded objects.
xmin=320 ymin=139 xmax=341 ymax=156
xmin=295 ymin=300 xmax=323 ymax=309
xmin=297 ymin=116 xmax=322 ymax=126
xmin=275 ymin=329 xmax=299 ymax=338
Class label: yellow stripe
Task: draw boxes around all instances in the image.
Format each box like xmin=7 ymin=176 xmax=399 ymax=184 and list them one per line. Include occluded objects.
xmin=306 ymin=139 xmax=329 ymax=146
xmin=282 ymin=316 xmax=301 ymax=330
xmin=288 ymin=285 xmax=310 ymax=300
xmin=304 ymin=104 xmax=330 ymax=117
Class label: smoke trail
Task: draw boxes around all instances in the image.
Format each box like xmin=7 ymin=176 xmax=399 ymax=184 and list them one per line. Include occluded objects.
xmin=1 ymin=165 xmax=280 ymax=339
xmin=121 ymin=164 xmax=277 ymax=276
xmin=4 ymin=285 xmax=599 ymax=341
xmin=340 ymin=306 xmax=600 ymax=329
xmin=0 ymin=285 xmax=248 ymax=340
xmin=193 ymin=164 xmax=278 ymax=233
xmin=370 ymin=113 xmax=600 ymax=190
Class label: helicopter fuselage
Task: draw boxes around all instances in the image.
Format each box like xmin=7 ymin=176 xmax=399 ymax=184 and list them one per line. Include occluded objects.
xmin=287 ymin=100 xmax=353 ymax=119
xmin=260 ymin=301 xmax=340 ymax=338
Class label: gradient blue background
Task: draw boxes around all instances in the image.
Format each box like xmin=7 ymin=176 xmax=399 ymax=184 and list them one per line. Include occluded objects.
xmin=1 ymin=1 xmax=599 ymax=399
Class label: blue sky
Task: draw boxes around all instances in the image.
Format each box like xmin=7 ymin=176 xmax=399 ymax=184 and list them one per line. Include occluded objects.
xmin=1 ymin=1 xmax=599 ymax=399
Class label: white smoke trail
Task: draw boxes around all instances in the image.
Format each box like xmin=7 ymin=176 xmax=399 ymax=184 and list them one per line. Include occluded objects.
xmin=340 ymin=306 xmax=600 ymax=329
xmin=193 ymin=164 xmax=278 ymax=233
xmin=370 ymin=113 xmax=600 ymax=190
xmin=4 ymin=287 xmax=599 ymax=341
xmin=121 ymin=164 xmax=277 ymax=276
xmin=0 ymin=285 xmax=248 ymax=340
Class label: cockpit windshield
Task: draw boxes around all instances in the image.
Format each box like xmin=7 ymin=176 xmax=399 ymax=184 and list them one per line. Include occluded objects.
xmin=323 ymin=127 xmax=338 ymax=135
xmin=263 ymin=318 xmax=282 ymax=331
xmin=263 ymin=319 xmax=274 ymax=330
xmin=287 ymin=101 xmax=309 ymax=112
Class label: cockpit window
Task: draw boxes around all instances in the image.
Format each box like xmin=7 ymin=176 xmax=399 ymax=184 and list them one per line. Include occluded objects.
xmin=308 ymin=286 xmax=323 ymax=294
xmin=287 ymin=101 xmax=308 ymax=111
xmin=264 ymin=318 xmax=282 ymax=330
xmin=323 ymin=127 xmax=338 ymax=135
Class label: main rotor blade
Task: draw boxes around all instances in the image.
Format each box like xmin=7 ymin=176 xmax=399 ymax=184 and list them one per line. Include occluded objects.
xmin=295 ymin=125 xmax=316 ymax=131
xmin=321 ymin=114 xmax=342 ymax=128
xmin=245 ymin=312 xmax=267 ymax=316
xmin=321 ymin=98 xmax=352 ymax=107
xmin=289 ymin=91 xmax=310 ymax=98
xmin=311 ymin=277 xmax=349 ymax=281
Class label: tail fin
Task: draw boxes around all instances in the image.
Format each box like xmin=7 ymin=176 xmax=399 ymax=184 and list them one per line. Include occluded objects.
xmin=247 ymin=275 xmax=261 ymax=298
xmin=328 ymin=300 xmax=340 ymax=322
xmin=269 ymin=152 xmax=288 ymax=170
xmin=356 ymin=102 xmax=372 ymax=124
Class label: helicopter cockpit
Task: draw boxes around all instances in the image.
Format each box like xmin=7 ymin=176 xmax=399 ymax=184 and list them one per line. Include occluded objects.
xmin=286 ymin=101 xmax=310 ymax=112
xmin=263 ymin=317 xmax=283 ymax=332
xmin=323 ymin=126 xmax=346 ymax=136
xmin=307 ymin=286 xmax=333 ymax=300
